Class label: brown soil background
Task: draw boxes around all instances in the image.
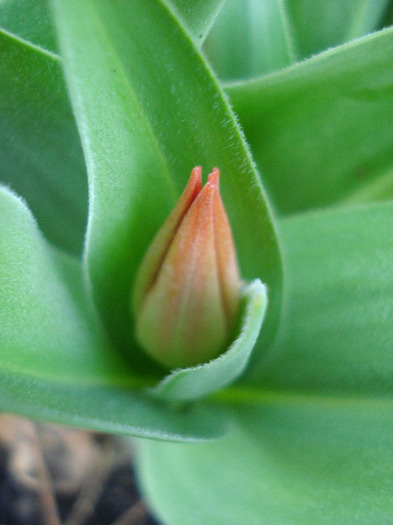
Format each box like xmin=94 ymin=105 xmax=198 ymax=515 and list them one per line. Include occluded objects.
xmin=0 ymin=414 xmax=160 ymax=525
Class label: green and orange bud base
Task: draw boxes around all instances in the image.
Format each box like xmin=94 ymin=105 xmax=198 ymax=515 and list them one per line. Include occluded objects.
xmin=132 ymin=167 xmax=242 ymax=369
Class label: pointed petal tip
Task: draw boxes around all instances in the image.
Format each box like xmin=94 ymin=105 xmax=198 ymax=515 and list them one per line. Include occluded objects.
xmin=190 ymin=165 xmax=202 ymax=183
xmin=207 ymin=167 xmax=220 ymax=187
xmin=133 ymin=164 xmax=242 ymax=369
xmin=181 ymin=166 xmax=202 ymax=205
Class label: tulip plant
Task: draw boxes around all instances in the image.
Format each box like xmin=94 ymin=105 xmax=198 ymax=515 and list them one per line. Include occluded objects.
xmin=1 ymin=0 xmax=393 ymax=523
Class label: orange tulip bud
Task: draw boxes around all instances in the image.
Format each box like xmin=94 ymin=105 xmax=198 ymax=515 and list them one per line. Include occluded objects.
xmin=132 ymin=167 xmax=241 ymax=369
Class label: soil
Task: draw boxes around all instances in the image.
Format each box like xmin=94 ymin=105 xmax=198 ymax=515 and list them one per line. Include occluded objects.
xmin=0 ymin=415 xmax=160 ymax=525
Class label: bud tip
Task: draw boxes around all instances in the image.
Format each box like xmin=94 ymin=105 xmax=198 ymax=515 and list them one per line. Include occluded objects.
xmin=132 ymin=166 xmax=242 ymax=369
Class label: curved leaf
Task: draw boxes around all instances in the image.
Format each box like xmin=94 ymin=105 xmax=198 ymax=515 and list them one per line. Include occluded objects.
xmin=165 ymin=0 xmax=226 ymax=44
xmin=53 ymin=0 xmax=282 ymax=369
xmin=0 ymin=0 xmax=57 ymax=53
xmin=247 ymin=201 xmax=393 ymax=393
xmin=0 ymin=369 xmax=227 ymax=441
xmin=0 ymin=29 xmax=87 ymax=253
xmin=382 ymin=2 xmax=393 ymax=27
xmin=204 ymin=0 xmax=295 ymax=80
xmin=137 ymin=400 xmax=393 ymax=523
xmin=0 ymin=186 xmax=227 ymax=440
xmin=285 ymin=0 xmax=390 ymax=60
xmin=151 ymin=280 xmax=267 ymax=401
xmin=226 ymin=27 xmax=393 ymax=213
xmin=0 ymin=185 xmax=125 ymax=384
xmin=344 ymin=166 xmax=393 ymax=204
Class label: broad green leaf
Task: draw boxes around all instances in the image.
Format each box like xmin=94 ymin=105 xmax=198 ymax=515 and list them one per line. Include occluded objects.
xmin=0 ymin=369 xmax=227 ymax=441
xmin=0 ymin=29 xmax=87 ymax=253
xmin=246 ymin=201 xmax=393 ymax=393
xmin=165 ymin=0 xmax=226 ymax=44
xmin=204 ymin=0 xmax=295 ymax=80
xmin=285 ymin=0 xmax=390 ymax=60
xmin=151 ymin=280 xmax=267 ymax=401
xmin=53 ymin=0 xmax=282 ymax=370
xmin=226 ymin=27 xmax=393 ymax=213
xmin=0 ymin=185 xmax=126 ymax=384
xmin=137 ymin=400 xmax=393 ymax=524
xmin=0 ymin=0 xmax=57 ymax=53
xmin=382 ymin=2 xmax=393 ymax=27
xmin=0 ymin=186 xmax=226 ymax=440
xmin=344 ymin=166 xmax=393 ymax=204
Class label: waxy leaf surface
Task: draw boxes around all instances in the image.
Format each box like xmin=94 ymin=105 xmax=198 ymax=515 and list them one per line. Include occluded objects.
xmin=285 ymin=0 xmax=389 ymax=60
xmin=227 ymin=27 xmax=393 ymax=213
xmin=204 ymin=0 xmax=295 ymax=80
xmin=0 ymin=0 xmax=57 ymax=53
xmin=0 ymin=29 xmax=87 ymax=253
xmin=137 ymin=399 xmax=393 ymax=524
xmin=166 ymin=0 xmax=226 ymax=44
xmin=250 ymin=201 xmax=393 ymax=393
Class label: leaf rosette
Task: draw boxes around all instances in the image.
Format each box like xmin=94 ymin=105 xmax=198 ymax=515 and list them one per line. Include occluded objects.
xmin=1 ymin=1 xmax=393 ymax=523
xmin=0 ymin=0 xmax=282 ymax=436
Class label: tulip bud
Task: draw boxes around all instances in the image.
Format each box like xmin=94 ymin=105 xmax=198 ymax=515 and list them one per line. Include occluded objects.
xmin=132 ymin=167 xmax=241 ymax=369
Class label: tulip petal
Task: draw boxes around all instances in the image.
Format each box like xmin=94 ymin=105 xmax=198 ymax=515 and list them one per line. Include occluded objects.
xmin=136 ymin=169 xmax=238 ymax=369
xmin=210 ymin=168 xmax=241 ymax=329
xmin=150 ymin=280 xmax=267 ymax=401
xmin=133 ymin=166 xmax=202 ymax=313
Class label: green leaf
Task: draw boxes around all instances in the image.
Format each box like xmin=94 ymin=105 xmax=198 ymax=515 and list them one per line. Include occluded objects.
xmin=226 ymin=27 xmax=393 ymax=213
xmin=204 ymin=0 xmax=389 ymax=81
xmin=204 ymin=0 xmax=295 ymax=80
xmin=165 ymin=0 xmax=226 ymax=44
xmin=0 ymin=0 xmax=57 ymax=53
xmin=0 ymin=368 xmax=227 ymax=441
xmin=136 ymin=400 xmax=393 ymax=524
xmin=52 ymin=0 xmax=282 ymax=368
xmin=285 ymin=0 xmax=390 ymax=60
xmin=151 ymin=280 xmax=267 ymax=401
xmin=343 ymin=166 xmax=393 ymax=204
xmin=0 ymin=186 xmax=226 ymax=440
xmin=382 ymin=1 xmax=393 ymax=28
xmin=0 ymin=185 xmax=125 ymax=384
xmin=0 ymin=29 xmax=87 ymax=253
xmin=247 ymin=201 xmax=393 ymax=392
xmin=135 ymin=205 xmax=393 ymax=508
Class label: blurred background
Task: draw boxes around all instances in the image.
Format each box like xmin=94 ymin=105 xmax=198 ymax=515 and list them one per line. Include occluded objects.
xmin=0 ymin=415 xmax=159 ymax=525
